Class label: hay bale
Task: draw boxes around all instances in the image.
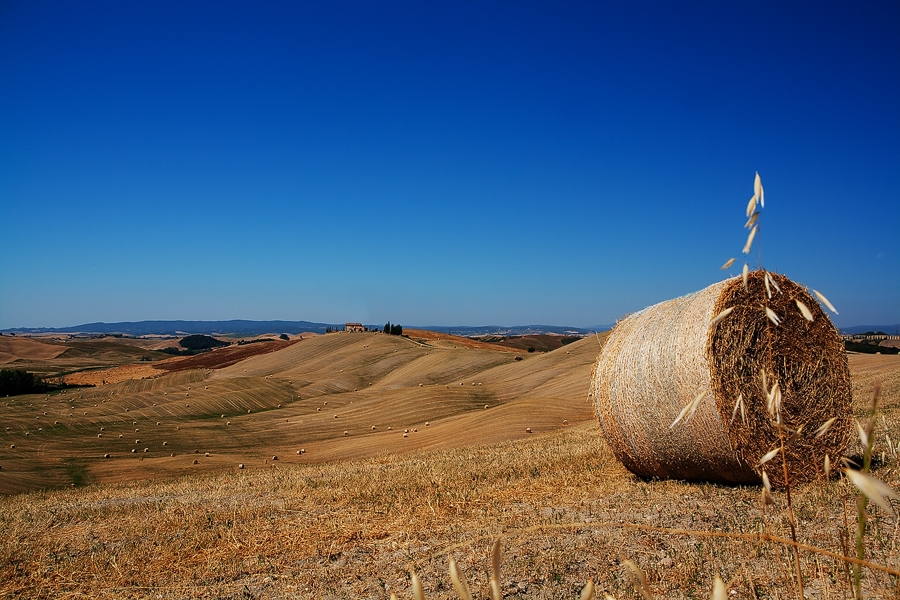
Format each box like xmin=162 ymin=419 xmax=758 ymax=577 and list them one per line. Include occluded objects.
xmin=592 ymin=271 xmax=850 ymax=486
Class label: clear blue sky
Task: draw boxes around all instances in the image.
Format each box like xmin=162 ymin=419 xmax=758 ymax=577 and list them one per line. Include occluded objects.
xmin=1 ymin=1 xmax=897 ymax=329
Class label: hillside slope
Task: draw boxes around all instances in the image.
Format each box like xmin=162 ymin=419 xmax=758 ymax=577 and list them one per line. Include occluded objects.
xmin=0 ymin=331 xmax=607 ymax=493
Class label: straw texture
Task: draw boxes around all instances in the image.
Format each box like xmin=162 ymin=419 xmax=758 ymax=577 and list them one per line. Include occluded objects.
xmin=592 ymin=271 xmax=851 ymax=485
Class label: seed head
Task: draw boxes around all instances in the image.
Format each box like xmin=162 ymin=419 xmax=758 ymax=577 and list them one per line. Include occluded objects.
xmin=814 ymin=417 xmax=837 ymax=439
xmin=710 ymin=307 xmax=734 ymax=326
xmin=742 ymin=225 xmax=757 ymax=254
xmin=758 ymin=447 xmax=780 ymax=467
xmin=813 ymin=289 xmax=838 ymax=314
xmin=845 ymin=469 xmax=900 ymax=519
xmin=795 ymin=300 xmax=814 ymax=322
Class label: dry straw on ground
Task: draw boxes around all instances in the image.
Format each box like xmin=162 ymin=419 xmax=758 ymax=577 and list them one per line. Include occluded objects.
xmin=592 ymin=270 xmax=851 ymax=486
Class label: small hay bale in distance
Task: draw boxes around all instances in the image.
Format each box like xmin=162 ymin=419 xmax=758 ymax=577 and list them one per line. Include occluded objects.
xmin=591 ymin=271 xmax=851 ymax=486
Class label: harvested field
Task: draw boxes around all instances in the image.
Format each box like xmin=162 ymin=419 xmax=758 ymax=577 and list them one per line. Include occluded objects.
xmin=61 ymin=363 xmax=163 ymax=386
xmin=474 ymin=333 xmax=584 ymax=353
xmin=403 ymin=329 xmax=526 ymax=352
xmin=0 ymin=336 xmax=69 ymax=364
xmin=0 ymin=337 xmax=173 ymax=378
xmin=0 ymin=332 xmax=599 ymax=494
xmin=1 ymin=332 xmax=897 ymax=599
xmin=150 ymin=338 xmax=301 ymax=372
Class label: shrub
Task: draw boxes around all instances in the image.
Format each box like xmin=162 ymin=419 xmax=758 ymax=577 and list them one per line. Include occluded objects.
xmin=0 ymin=369 xmax=48 ymax=396
xmin=159 ymin=347 xmax=194 ymax=356
xmin=179 ymin=335 xmax=229 ymax=351
xmin=845 ymin=340 xmax=899 ymax=354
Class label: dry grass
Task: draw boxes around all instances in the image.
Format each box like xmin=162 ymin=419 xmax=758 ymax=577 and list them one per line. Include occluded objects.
xmin=0 ymin=336 xmax=174 ymax=379
xmin=0 ymin=354 xmax=898 ymax=599
xmin=2 ymin=327 xmax=898 ymax=598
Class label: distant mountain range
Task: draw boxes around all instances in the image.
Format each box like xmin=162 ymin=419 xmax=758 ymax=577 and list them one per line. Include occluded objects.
xmin=1 ymin=320 xmax=337 ymax=337
xmin=838 ymin=324 xmax=899 ymax=335
xmin=2 ymin=320 xmax=893 ymax=337
xmin=1 ymin=320 xmax=613 ymax=337
xmin=415 ymin=325 xmax=613 ymax=337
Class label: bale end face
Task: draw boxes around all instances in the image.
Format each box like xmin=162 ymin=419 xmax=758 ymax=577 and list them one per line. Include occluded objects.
xmin=593 ymin=271 xmax=851 ymax=486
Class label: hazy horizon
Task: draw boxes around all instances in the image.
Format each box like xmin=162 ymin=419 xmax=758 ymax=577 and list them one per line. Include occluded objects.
xmin=2 ymin=1 xmax=897 ymax=330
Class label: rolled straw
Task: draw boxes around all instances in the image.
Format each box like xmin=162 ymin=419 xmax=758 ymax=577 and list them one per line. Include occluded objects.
xmin=592 ymin=270 xmax=851 ymax=486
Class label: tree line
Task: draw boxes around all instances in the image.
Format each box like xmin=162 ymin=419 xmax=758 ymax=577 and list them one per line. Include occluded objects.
xmin=0 ymin=369 xmax=83 ymax=397
xmin=383 ymin=322 xmax=402 ymax=336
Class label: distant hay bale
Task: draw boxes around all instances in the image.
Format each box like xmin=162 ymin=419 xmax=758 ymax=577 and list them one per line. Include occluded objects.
xmin=592 ymin=272 xmax=851 ymax=486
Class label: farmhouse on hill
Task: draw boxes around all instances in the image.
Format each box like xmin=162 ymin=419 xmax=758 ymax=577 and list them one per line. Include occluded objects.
xmin=345 ymin=323 xmax=365 ymax=332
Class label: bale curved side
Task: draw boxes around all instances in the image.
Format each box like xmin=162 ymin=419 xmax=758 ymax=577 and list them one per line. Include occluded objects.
xmin=593 ymin=280 xmax=758 ymax=484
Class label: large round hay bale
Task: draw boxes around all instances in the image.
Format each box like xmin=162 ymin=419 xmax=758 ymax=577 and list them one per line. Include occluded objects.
xmin=592 ymin=270 xmax=851 ymax=486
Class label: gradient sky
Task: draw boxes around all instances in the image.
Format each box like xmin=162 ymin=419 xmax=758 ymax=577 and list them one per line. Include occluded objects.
xmin=1 ymin=1 xmax=897 ymax=329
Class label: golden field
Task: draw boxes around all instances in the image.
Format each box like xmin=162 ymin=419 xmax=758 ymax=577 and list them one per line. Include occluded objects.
xmin=0 ymin=332 xmax=898 ymax=599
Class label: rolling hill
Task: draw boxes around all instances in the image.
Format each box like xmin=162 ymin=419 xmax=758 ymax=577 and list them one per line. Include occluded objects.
xmin=0 ymin=330 xmax=607 ymax=494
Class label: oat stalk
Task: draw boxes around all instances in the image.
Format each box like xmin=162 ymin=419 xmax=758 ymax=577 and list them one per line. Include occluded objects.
xmin=852 ymin=380 xmax=882 ymax=596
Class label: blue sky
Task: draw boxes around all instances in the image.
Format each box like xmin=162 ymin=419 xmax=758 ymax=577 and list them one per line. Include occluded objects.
xmin=1 ymin=1 xmax=897 ymax=329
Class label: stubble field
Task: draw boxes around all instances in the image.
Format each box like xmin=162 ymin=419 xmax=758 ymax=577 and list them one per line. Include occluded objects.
xmin=0 ymin=332 xmax=898 ymax=599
